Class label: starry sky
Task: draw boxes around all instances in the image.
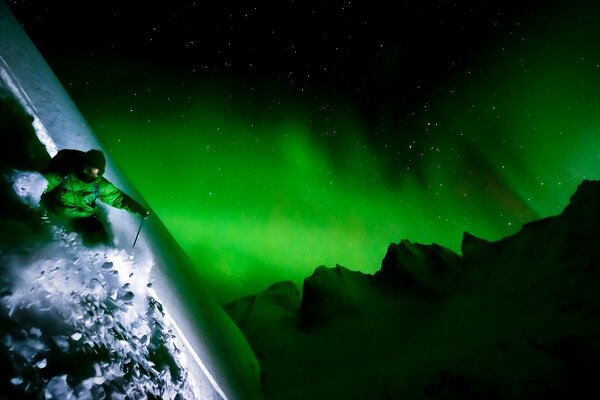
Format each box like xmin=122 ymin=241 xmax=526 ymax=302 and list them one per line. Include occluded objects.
xmin=7 ymin=0 xmax=600 ymax=303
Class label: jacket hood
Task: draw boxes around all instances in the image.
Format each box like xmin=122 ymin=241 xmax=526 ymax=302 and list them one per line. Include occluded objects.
xmin=84 ymin=150 xmax=106 ymax=175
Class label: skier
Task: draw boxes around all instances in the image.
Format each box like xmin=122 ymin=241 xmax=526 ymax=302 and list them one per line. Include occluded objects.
xmin=41 ymin=149 xmax=150 ymax=245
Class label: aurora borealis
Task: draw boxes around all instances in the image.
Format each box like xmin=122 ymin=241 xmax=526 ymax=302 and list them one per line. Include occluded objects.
xmin=8 ymin=1 xmax=600 ymax=303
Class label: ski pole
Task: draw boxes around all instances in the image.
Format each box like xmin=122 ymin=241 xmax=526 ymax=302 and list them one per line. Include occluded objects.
xmin=132 ymin=217 xmax=145 ymax=248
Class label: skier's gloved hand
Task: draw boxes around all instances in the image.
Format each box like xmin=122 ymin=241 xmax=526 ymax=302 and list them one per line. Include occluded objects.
xmin=132 ymin=203 xmax=151 ymax=219
xmin=136 ymin=207 xmax=151 ymax=219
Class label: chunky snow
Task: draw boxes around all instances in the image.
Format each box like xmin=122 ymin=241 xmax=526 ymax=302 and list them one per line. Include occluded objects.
xmin=1 ymin=171 xmax=199 ymax=399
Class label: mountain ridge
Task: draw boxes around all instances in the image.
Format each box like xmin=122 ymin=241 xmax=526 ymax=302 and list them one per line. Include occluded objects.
xmin=225 ymin=179 xmax=600 ymax=399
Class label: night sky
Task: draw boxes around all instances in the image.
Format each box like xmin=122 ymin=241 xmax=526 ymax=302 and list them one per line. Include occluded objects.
xmin=7 ymin=0 xmax=600 ymax=303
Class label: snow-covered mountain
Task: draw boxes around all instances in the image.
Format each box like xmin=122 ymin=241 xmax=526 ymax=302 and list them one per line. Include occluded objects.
xmin=225 ymin=179 xmax=600 ymax=399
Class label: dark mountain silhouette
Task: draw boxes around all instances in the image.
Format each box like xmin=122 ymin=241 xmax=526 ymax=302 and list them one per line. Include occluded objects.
xmin=226 ymin=179 xmax=600 ymax=399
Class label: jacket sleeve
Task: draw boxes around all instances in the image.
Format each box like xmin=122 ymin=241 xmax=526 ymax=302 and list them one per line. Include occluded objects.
xmin=43 ymin=172 xmax=64 ymax=193
xmin=98 ymin=179 xmax=147 ymax=215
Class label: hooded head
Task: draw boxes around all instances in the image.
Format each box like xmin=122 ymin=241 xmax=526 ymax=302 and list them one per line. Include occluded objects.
xmin=79 ymin=149 xmax=106 ymax=182
xmin=84 ymin=150 xmax=106 ymax=174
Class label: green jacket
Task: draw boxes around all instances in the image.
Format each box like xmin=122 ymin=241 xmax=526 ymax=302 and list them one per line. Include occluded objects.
xmin=43 ymin=172 xmax=145 ymax=218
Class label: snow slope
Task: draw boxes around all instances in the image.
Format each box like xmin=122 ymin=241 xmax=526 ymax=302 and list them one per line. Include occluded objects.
xmin=3 ymin=174 xmax=196 ymax=398
xmin=0 ymin=2 xmax=263 ymax=399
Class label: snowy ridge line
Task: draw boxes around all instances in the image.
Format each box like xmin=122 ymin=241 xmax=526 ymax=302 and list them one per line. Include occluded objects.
xmin=31 ymin=117 xmax=58 ymax=157
xmin=0 ymin=58 xmax=58 ymax=156
xmin=147 ymin=287 xmax=229 ymax=400
xmin=0 ymin=55 xmax=37 ymax=112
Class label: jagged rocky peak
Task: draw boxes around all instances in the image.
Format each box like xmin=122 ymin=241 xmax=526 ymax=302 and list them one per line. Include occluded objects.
xmin=224 ymin=280 xmax=301 ymax=331
xmin=460 ymin=179 xmax=600 ymax=291
xmin=557 ymin=179 xmax=600 ymax=242
xmin=300 ymin=265 xmax=374 ymax=328
xmin=298 ymin=240 xmax=473 ymax=329
xmin=374 ymin=239 xmax=466 ymax=299
xmin=567 ymin=179 xmax=600 ymax=211
xmin=299 ymin=241 xmax=469 ymax=328
xmin=460 ymin=231 xmax=492 ymax=258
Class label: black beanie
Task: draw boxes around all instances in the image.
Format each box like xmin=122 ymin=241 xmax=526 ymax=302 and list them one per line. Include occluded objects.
xmin=85 ymin=149 xmax=106 ymax=174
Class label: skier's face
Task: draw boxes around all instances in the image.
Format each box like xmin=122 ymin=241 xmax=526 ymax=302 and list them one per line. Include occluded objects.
xmin=82 ymin=166 xmax=100 ymax=181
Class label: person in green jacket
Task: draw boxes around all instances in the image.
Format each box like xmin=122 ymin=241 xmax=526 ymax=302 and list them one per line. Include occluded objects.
xmin=42 ymin=149 xmax=150 ymax=246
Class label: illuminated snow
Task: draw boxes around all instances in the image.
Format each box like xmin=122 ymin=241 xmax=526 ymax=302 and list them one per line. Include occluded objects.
xmin=1 ymin=172 xmax=199 ymax=399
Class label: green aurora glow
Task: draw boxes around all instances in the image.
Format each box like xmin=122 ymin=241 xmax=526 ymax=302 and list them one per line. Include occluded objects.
xmin=67 ymin=5 xmax=600 ymax=303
